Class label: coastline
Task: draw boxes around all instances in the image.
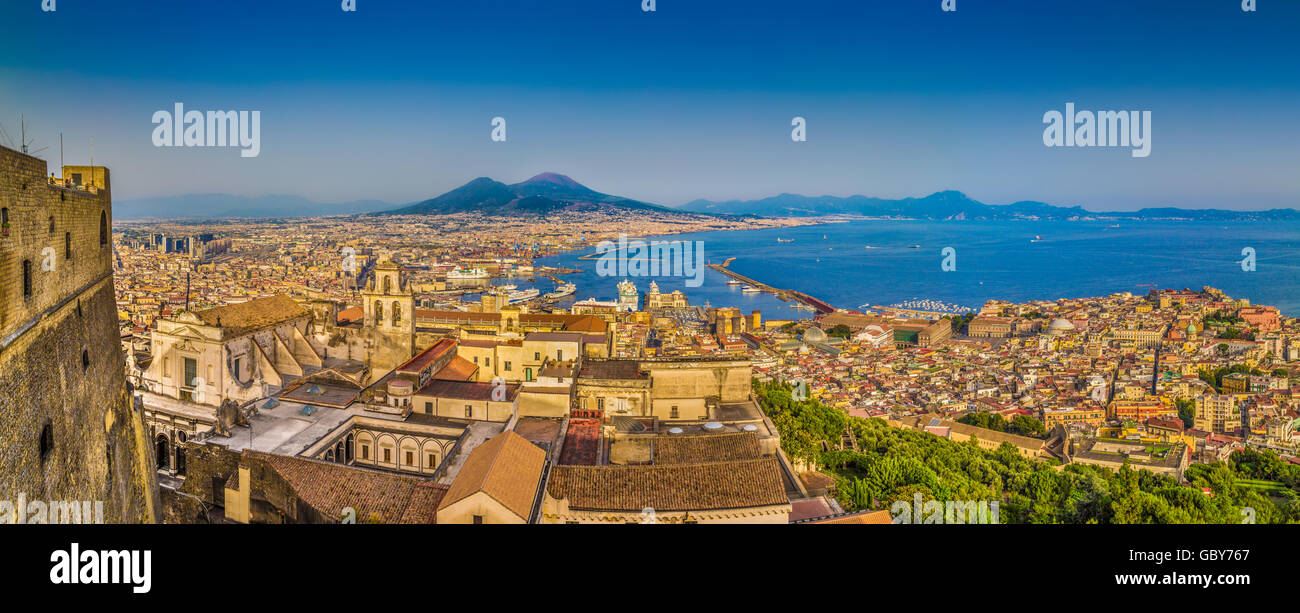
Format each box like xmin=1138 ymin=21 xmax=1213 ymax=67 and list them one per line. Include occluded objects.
xmin=537 ymin=217 xmax=1300 ymax=318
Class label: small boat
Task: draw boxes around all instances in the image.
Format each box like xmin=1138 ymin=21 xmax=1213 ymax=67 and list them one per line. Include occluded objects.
xmin=741 ymin=285 xmax=761 ymax=294
xmin=726 ymin=279 xmax=743 ymax=285
xmin=909 ymin=244 xmax=921 ymax=249
xmin=1030 ymin=236 xmax=1042 ymax=242
xmin=777 ymin=238 xmax=794 ymax=243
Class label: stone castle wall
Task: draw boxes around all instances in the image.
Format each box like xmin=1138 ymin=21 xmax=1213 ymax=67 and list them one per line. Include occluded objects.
xmin=0 ymin=145 xmax=160 ymax=523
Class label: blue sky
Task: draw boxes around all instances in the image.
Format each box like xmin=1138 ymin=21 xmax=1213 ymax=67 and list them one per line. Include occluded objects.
xmin=1 ymin=0 xmax=1297 ymax=211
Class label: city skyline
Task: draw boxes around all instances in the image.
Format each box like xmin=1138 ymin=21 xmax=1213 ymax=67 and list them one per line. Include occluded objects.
xmin=2 ymin=0 xmax=1298 ymax=211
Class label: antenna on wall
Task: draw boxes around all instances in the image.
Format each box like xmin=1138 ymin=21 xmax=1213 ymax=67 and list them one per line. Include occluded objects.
xmin=17 ymin=114 xmax=47 ymax=156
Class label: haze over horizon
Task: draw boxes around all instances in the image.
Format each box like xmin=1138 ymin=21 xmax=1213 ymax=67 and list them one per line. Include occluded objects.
xmin=3 ymin=0 xmax=1297 ymax=212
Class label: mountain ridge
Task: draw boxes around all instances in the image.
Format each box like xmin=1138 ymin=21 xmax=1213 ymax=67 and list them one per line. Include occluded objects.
xmin=116 ymin=177 xmax=1300 ymax=221
xmin=378 ymin=173 xmax=672 ymax=216
xmin=678 ymin=190 xmax=1300 ymax=221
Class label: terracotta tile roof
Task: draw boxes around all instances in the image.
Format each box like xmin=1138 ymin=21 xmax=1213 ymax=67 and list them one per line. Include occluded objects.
xmin=561 ymin=315 xmax=608 ymax=333
xmin=546 ymin=458 xmax=788 ymax=512
xmin=438 ymin=431 xmax=547 ymax=520
xmin=336 ymin=306 xmax=363 ymax=325
xmin=196 ymin=295 xmax=308 ymax=336
xmin=247 ymin=451 xmax=446 ymax=523
xmin=433 ymin=355 xmax=478 ymax=381
xmin=398 ymin=482 xmax=447 ymax=524
xmin=799 ymin=509 xmax=894 ymax=524
xmin=396 ymin=339 xmax=457 ymax=374
xmin=415 ymin=309 xmax=501 ymax=324
xmin=417 ymin=379 xmax=521 ymax=402
xmin=652 ymin=432 xmax=762 ymax=465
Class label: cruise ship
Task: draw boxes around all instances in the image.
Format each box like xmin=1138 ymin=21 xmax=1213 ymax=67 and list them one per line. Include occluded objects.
xmin=545 ymin=283 xmax=576 ymax=299
xmin=447 ymin=267 xmax=489 ymax=280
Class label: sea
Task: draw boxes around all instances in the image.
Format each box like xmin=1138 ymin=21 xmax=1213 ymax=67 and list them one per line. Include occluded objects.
xmin=529 ymin=219 xmax=1300 ymax=319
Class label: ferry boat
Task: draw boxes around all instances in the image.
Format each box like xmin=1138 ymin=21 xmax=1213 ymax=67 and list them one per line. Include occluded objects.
xmin=505 ymin=288 xmax=540 ymax=303
xmin=447 ymin=267 xmax=489 ymax=280
xmin=544 ymin=283 xmax=576 ymax=299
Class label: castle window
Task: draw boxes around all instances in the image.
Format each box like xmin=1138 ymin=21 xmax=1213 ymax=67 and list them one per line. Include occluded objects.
xmin=82 ymin=349 xmax=90 ymax=371
xmin=48 ymin=215 xmax=54 ymax=233
xmin=504 ymin=361 xmax=512 ymax=371
xmin=405 ymin=451 xmax=413 ymax=466
xmin=1 ymin=207 xmax=8 ymax=231
xmin=22 ymin=260 xmax=32 ymax=298
xmin=99 ymin=211 xmax=107 ymax=246
xmin=40 ymin=423 xmax=54 ymax=463
xmin=392 ymin=301 xmax=401 ymax=325
xmin=465 ymin=405 xmax=473 ymax=418
xmin=361 ymin=444 xmax=369 ymax=460
xmin=374 ymin=300 xmax=383 ymax=325
xmin=65 ymin=232 xmax=72 ymax=260
xmin=383 ymin=276 xmax=392 ymax=294
xmin=427 ymin=453 xmax=436 ymax=468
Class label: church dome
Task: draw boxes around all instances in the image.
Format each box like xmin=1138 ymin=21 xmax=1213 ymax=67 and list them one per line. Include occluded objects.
xmin=1047 ymin=318 xmax=1075 ymax=335
xmin=803 ymin=326 xmax=828 ymax=343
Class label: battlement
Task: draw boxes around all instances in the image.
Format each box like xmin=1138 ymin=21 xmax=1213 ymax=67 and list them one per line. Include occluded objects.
xmin=1 ymin=145 xmax=114 ymax=340
xmin=0 ymin=144 xmax=158 ymax=522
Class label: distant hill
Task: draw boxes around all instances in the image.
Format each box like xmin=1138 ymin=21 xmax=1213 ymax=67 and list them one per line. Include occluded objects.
xmin=114 ymin=194 xmax=393 ymax=219
xmin=117 ymin=181 xmax=1300 ymax=222
xmin=679 ymin=190 xmax=1300 ymax=221
xmin=379 ymin=173 xmax=673 ymax=216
